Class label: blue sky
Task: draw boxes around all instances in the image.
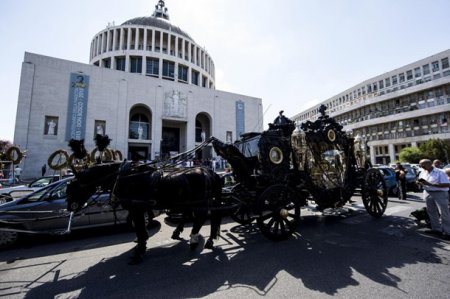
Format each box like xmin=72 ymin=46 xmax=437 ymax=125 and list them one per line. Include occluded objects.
xmin=1 ymin=0 xmax=449 ymax=142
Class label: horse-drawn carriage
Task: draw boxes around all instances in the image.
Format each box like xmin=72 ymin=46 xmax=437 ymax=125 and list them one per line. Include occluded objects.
xmin=58 ymin=105 xmax=387 ymax=263
xmin=211 ymin=104 xmax=387 ymax=241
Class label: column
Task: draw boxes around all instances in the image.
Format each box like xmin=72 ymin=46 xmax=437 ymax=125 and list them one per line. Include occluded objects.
xmin=106 ymin=30 xmax=111 ymax=52
xmin=388 ymin=143 xmax=396 ymax=163
xmin=142 ymin=55 xmax=146 ymax=75
xmin=167 ymin=33 xmax=171 ymax=55
xmin=112 ymin=29 xmax=117 ymax=52
xmin=125 ymin=55 xmax=130 ymax=73
xmin=175 ymin=36 xmax=178 ymax=58
xmin=151 ymin=29 xmax=155 ymax=52
xmin=143 ymin=29 xmax=148 ymax=51
xmin=369 ymin=145 xmax=376 ymax=166
xmin=135 ymin=28 xmax=139 ymax=50
xmin=126 ymin=28 xmax=131 ymax=50
xmin=119 ymin=28 xmax=124 ymax=50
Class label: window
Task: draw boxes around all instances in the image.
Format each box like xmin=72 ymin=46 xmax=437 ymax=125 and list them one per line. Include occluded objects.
xmin=202 ymin=76 xmax=207 ymax=88
xmin=414 ymin=67 xmax=421 ymax=78
xmin=385 ymin=78 xmax=391 ymax=87
xmin=192 ymin=70 xmax=199 ymax=85
xmin=379 ymin=80 xmax=384 ymax=89
xmin=129 ymin=114 xmax=149 ymax=140
xmin=392 ymin=75 xmax=397 ymax=85
xmin=442 ymin=57 xmax=449 ymax=69
xmin=94 ymin=120 xmax=106 ymax=137
xmin=195 ymin=120 xmax=203 ymax=142
xmin=130 ymin=57 xmax=142 ymax=73
xmin=432 ymin=61 xmax=439 ymax=72
xmin=178 ymin=64 xmax=188 ymax=82
xmin=406 ymin=70 xmax=413 ymax=80
xmin=146 ymin=58 xmax=159 ymax=76
xmin=162 ymin=60 xmax=175 ymax=79
xmin=44 ymin=116 xmax=58 ymax=136
xmin=399 ymin=73 xmax=405 ymax=82
xmin=423 ymin=64 xmax=430 ymax=75
xmin=102 ymin=58 xmax=111 ymax=68
xmin=115 ymin=57 xmax=125 ymax=71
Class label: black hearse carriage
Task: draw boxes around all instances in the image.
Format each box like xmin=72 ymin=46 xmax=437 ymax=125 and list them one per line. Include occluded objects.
xmin=212 ymin=104 xmax=387 ymax=241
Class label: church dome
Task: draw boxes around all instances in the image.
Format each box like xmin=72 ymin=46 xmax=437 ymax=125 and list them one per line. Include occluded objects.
xmin=89 ymin=0 xmax=215 ymax=89
xmin=122 ymin=17 xmax=194 ymax=42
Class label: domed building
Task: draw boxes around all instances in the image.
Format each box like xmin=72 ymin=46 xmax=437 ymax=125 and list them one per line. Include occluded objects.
xmin=13 ymin=1 xmax=263 ymax=178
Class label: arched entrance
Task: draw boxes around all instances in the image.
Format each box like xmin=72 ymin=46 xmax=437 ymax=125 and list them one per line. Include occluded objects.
xmin=195 ymin=112 xmax=212 ymax=160
xmin=128 ymin=105 xmax=152 ymax=160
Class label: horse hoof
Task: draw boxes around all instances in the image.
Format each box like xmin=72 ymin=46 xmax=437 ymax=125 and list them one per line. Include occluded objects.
xmin=204 ymin=239 xmax=214 ymax=249
xmin=171 ymin=231 xmax=181 ymax=240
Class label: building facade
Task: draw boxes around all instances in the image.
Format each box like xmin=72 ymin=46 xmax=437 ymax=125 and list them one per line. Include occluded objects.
xmin=13 ymin=1 xmax=263 ymax=178
xmin=292 ymin=49 xmax=450 ymax=165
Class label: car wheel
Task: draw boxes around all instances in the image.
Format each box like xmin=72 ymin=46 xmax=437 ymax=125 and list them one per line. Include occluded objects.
xmin=0 ymin=230 xmax=19 ymax=249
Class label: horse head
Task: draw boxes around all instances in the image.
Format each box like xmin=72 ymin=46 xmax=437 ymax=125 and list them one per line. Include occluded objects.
xmin=66 ymin=162 xmax=122 ymax=212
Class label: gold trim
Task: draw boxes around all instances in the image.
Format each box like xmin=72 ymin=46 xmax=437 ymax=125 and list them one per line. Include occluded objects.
xmin=269 ymin=147 xmax=283 ymax=164
xmin=327 ymin=129 xmax=336 ymax=142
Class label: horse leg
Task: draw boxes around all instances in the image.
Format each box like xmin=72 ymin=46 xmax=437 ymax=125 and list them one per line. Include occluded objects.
xmin=171 ymin=211 xmax=186 ymax=240
xmin=189 ymin=210 xmax=206 ymax=250
xmin=205 ymin=210 xmax=222 ymax=249
xmin=129 ymin=206 xmax=149 ymax=265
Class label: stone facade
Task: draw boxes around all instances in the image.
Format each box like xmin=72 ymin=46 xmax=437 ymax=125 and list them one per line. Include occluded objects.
xmin=14 ymin=52 xmax=262 ymax=178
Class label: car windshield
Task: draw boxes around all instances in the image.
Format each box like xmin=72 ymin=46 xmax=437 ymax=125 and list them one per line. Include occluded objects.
xmin=25 ymin=181 xmax=68 ymax=202
xmin=29 ymin=177 xmax=55 ymax=187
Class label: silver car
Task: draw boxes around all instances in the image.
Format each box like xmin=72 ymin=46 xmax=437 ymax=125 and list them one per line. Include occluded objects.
xmin=0 ymin=177 xmax=129 ymax=249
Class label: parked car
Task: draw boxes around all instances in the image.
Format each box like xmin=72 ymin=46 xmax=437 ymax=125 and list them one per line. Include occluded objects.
xmin=402 ymin=164 xmax=422 ymax=192
xmin=0 ymin=175 xmax=72 ymax=204
xmin=0 ymin=177 xmax=130 ymax=249
xmin=373 ymin=166 xmax=398 ymax=196
xmin=390 ymin=163 xmax=421 ymax=192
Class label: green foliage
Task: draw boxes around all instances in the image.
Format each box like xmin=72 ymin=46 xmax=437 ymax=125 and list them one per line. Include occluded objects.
xmin=418 ymin=138 xmax=450 ymax=163
xmin=0 ymin=140 xmax=12 ymax=160
xmin=399 ymin=147 xmax=422 ymax=163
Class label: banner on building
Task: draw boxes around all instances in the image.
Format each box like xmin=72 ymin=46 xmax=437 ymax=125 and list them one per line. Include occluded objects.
xmin=236 ymin=100 xmax=245 ymax=138
xmin=66 ymin=73 xmax=89 ymax=141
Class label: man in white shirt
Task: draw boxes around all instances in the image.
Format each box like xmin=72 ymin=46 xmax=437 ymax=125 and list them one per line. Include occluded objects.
xmin=417 ymin=159 xmax=450 ymax=240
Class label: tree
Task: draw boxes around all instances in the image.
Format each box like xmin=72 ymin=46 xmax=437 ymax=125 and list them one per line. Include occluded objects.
xmin=399 ymin=147 xmax=423 ymax=163
xmin=0 ymin=139 xmax=13 ymax=160
xmin=418 ymin=138 xmax=450 ymax=163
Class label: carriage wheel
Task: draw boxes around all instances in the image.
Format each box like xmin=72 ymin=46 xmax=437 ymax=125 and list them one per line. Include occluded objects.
xmin=361 ymin=168 xmax=388 ymax=218
xmin=231 ymin=198 xmax=255 ymax=225
xmin=227 ymin=185 xmax=256 ymax=225
xmin=256 ymin=184 xmax=301 ymax=241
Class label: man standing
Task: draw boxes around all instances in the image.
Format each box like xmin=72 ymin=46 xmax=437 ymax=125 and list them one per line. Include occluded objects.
xmin=394 ymin=162 xmax=407 ymax=200
xmin=417 ymin=159 xmax=450 ymax=240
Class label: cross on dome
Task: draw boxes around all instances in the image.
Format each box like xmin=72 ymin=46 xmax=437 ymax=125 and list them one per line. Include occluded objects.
xmin=152 ymin=0 xmax=170 ymax=20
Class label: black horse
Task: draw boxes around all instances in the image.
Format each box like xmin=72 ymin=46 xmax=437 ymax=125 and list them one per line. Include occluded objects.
xmin=66 ymin=161 xmax=222 ymax=264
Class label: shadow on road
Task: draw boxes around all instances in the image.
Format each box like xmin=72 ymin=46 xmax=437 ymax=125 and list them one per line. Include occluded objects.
xmin=19 ymin=213 xmax=448 ymax=298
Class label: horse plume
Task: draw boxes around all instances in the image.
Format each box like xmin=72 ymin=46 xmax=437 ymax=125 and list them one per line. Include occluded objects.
xmin=95 ymin=134 xmax=111 ymax=152
xmin=68 ymin=139 xmax=87 ymax=159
